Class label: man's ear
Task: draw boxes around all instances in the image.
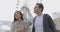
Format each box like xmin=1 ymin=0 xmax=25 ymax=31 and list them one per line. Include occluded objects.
xmin=40 ymin=8 xmax=42 ymax=10
xmin=39 ymin=8 xmax=42 ymax=12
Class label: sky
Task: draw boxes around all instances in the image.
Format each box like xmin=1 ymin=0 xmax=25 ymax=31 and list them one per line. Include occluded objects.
xmin=0 ymin=0 xmax=60 ymax=21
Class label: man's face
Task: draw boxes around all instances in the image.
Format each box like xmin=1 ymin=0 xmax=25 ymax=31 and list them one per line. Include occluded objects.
xmin=34 ymin=5 xmax=42 ymax=14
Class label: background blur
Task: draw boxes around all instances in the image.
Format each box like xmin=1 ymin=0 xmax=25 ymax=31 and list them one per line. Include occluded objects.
xmin=0 ymin=0 xmax=60 ymax=32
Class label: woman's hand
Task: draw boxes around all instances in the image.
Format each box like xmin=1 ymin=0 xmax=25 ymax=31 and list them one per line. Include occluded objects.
xmin=17 ymin=28 xmax=24 ymax=32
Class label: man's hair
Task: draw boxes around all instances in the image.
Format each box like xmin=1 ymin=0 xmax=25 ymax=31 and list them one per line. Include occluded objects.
xmin=36 ymin=3 xmax=44 ymax=12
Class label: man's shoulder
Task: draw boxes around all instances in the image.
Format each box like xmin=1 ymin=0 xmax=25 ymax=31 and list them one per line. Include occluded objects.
xmin=44 ymin=14 xmax=52 ymax=20
xmin=33 ymin=14 xmax=50 ymax=19
xmin=44 ymin=14 xmax=49 ymax=16
xmin=43 ymin=14 xmax=50 ymax=17
xmin=33 ymin=16 xmax=37 ymax=23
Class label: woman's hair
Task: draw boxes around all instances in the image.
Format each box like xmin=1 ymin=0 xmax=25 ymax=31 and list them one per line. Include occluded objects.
xmin=14 ymin=11 xmax=23 ymax=21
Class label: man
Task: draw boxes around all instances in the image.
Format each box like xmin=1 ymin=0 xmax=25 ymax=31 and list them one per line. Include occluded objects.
xmin=32 ymin=3 xmax=57 ymax=32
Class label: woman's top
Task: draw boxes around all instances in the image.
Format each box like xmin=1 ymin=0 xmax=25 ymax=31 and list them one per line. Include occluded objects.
xmin=11 ymin=20 xmax=30 ymax=32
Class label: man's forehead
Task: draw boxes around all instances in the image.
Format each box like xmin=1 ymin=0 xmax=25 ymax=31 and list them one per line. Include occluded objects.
xmin=35 ymin=5 xmax=39 ymax=7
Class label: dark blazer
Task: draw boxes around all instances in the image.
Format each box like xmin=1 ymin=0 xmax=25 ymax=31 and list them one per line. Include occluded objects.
xmin=32 ymin=14 xmax=57 ymax=32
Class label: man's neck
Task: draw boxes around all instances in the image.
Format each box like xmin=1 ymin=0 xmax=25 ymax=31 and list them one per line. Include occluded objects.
xmin=37 ymin=13 xmax=43 ymax=16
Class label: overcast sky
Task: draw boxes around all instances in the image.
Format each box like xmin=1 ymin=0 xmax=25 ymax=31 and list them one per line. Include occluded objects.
xmin=0 ymin=0 xmax=60 ymax=21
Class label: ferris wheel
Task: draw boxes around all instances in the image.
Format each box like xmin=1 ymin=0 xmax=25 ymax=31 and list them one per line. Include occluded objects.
xmin=15 ymin=0 xmax=43 ymax=22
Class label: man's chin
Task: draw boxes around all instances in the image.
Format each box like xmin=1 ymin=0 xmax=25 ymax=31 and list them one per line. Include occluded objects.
xmin=34 ymin=12 xmax=37 ymax=14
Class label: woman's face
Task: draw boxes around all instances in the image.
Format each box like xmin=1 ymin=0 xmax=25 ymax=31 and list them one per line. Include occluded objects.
xmin=15 ymin=12 xmax=21 ymax=20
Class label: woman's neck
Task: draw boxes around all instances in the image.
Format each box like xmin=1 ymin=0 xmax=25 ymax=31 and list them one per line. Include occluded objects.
xmin=17 ymin=18 xmax=22 ymax=22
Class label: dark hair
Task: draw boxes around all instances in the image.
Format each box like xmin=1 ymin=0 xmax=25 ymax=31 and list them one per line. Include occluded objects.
xmin=14 ymin=11 xmax=23 ymax=21
xmin=36 ymin=3 xmax=44 ymax=12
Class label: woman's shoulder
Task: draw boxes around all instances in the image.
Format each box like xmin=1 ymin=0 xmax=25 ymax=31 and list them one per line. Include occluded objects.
xmin=12 ymin=21 xmax=18 ymax=25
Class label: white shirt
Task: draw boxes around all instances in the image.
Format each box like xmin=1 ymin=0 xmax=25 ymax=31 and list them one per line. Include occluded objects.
xmin=35 ymin=15 xmax=44 ymax=32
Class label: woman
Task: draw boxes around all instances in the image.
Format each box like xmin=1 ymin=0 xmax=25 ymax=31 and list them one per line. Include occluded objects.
xmin=11 ymin=11 xmax=29 ymax=32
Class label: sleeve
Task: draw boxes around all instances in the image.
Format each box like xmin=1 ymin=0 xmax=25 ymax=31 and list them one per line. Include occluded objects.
xmin=28 ymin=20 xmax=32 ymax=26
xmin=47 ymin=14 xmax=57 ymax=32
xmin=11 ymin=23 xmax=15 ymax=32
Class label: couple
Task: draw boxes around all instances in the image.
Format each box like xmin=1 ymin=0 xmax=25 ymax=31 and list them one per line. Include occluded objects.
xmin=11 ymin=3 xmax=57 ymax=32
